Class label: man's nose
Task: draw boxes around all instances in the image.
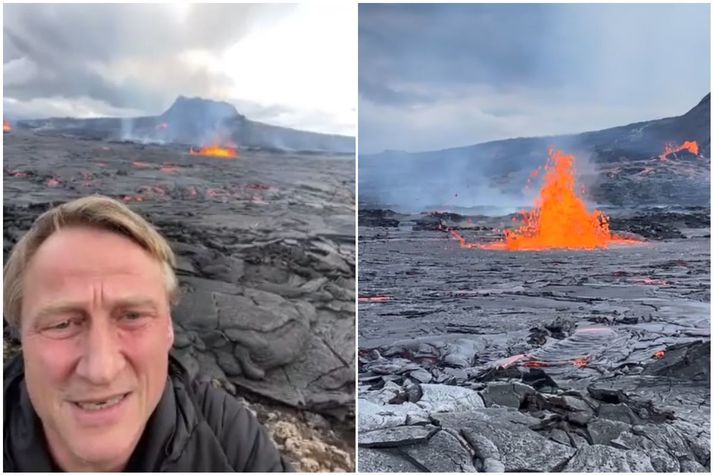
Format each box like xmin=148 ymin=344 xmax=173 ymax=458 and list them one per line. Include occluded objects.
xmin=75 ymin=317 xmax=126 ymax=384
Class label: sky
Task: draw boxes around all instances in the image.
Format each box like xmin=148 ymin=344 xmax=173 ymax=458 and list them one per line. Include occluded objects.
xmin=4 ymin=3 xmax=356 ymax=136
xmin=359 ymin=3 xmax=710 ymax=154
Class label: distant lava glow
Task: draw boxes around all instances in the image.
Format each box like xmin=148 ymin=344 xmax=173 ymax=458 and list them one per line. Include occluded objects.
xmin=189 ymin=143 xmax=238 ymax=159
xmin=3 ymin=120 xmax=11 ymax=133
xmin=451 ymin=149 xmax=641 ymax=251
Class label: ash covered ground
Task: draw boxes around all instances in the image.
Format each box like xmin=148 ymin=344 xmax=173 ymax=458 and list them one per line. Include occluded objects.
xmin=3 ymin=130 xmax=355 ymax=471
xmin=358 ymin=206 xmax=710 ymax=470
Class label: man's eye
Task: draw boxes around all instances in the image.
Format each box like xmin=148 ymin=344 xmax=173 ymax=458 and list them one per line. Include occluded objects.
xmin=41 ymin=319 xmax=81 ymax=338
xmin=50 ymin=320 xmax=72 ymax=330
xmin=121 ymin=311 xmax=146 ymax=322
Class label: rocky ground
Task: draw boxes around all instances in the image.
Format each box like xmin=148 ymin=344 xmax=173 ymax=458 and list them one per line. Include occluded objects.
xmin=3 ymin=130 xmax=355 ymax=471
xmin=358 ymin=209 xmax=710 ymax=472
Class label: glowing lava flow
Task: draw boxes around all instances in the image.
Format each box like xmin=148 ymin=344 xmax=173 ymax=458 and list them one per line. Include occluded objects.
xmin=452 ymin=149 xmax=640 ymax=251
xmin=358 ymin=295 xmax=391 ymax=303
xmin=3 ymin=120 xmax=11 ymax=133
xmin=659 ymin=140 xmax=699 ymax=160
xmin=189 ymin=144 xmax=238 ymax=159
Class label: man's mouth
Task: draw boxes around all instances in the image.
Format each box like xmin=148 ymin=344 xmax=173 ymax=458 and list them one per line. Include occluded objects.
xmin=72 ymin=393 xmax=129 ymax=411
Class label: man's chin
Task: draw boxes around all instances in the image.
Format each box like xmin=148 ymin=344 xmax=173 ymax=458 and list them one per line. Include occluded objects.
xmin=65 ymin=432 xmax=138 ymax=471
xmin=54 ymin=412 xmax=143 ymax=471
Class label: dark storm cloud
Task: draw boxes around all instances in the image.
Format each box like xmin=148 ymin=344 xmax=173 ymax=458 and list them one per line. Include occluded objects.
xmin=359 ymin=3 xmax=710 ymax=153
xmin=3 ymin=3 xmax=294 ymax=117
xmin=359 ymin=4 xmax=554 ymax=91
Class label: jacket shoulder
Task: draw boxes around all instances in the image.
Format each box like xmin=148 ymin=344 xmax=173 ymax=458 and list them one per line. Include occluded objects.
xmin=190 ymin=381 xmax=291 ymax=472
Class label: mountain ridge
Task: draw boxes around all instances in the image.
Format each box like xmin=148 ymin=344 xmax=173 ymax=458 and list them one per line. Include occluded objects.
xmin=17 ymin=96 xmax=355 ymax=154
xmin=366 ymin=93 xmax=710 ymax=160
xmin=360 ymin=94 xmax=710 ymax=209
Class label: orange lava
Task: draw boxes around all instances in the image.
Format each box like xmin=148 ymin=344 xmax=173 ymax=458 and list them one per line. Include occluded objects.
xmin=523 ymin=360 xmax=549 ymax=368
xmin=453 ymin=149 xmax=640 ymax=251
xmin=659 ymin=140 xmax=699 ymax=160
xmin=3 ymin=120 xmax=11 ymax=133
xmin=632 ymin=277 xmax=669 ymax=287
xmin=189 ymin=144 xmax=238 ymax=159
xmin=653 ymin=350 xmax=665 ymax=360
xmin=358 ymin=295 xmax=391 ymax=303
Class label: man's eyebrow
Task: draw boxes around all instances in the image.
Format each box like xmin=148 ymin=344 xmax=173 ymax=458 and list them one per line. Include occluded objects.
xmin=33 ymin=298 xmax=159 ymax=321
xmin=33 ymin=302 xmax=86 ymax=322
xmin=113 ymin=297 xmax=160 ymax=309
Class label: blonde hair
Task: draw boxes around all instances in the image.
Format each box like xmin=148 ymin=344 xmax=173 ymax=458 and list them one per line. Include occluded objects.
xmin=4 ymin=195 xmax=178 ymax=331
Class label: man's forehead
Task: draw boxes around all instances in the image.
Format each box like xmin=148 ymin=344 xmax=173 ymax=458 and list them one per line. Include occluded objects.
xmin=23 ymin=228 xmax=168 ymax=305
xmin=28 ymin=226 xmax=161 ymax=275
xmin=34 ymin=226 xmax=149 ymax=259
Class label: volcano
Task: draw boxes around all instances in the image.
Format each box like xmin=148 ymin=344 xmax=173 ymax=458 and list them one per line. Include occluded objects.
xmin=16 ymin=96 xmax=355 ymax=154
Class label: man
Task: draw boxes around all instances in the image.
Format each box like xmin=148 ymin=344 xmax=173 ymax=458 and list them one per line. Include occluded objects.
xmin=3 ymin=195 xmax=291 ymax=471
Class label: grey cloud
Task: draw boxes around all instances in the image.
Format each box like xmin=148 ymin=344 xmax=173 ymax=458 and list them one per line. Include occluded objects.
xmin=232 ymin=98 xmax=353 ymax=136
xmin=359 ymin=3 xmax=710 ymax=153
xmin=3 ymin=4 xmax=294 ymax=115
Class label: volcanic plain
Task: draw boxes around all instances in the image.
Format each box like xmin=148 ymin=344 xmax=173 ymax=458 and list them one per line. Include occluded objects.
xmin=358 ymin=148 xmax=710 ymax=472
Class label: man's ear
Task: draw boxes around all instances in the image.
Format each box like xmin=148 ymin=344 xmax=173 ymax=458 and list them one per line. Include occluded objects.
xmin=167 ymin=319 xmax=174 ymax=347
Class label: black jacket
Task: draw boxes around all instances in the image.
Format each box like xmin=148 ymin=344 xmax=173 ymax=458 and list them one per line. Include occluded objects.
xmin=3 ymin=353 xmax=292 ymax=472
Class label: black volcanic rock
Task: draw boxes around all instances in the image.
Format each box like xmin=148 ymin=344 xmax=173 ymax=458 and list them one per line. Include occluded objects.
xmin=608 ymin=207 xmax=710 ymax=240
xmin=359 ymin=209 xmax=400 ymax=228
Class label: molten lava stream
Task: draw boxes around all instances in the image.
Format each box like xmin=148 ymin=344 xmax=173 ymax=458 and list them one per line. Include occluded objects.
xmin=659 ymin=140 xmax=699 ymax=160
xmin=358 ymin=295 xmax=391 ymax=303
xmin=452 ymin=149 xmax=640 ymax=251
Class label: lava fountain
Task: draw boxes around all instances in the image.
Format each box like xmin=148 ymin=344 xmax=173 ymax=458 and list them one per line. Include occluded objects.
xmin=452 ymin=149 xmax=640 ymax=251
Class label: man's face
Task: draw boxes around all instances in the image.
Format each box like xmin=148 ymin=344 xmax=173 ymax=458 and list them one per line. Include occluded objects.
xmin=20 ymin=226 xmax=174 ymax=471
